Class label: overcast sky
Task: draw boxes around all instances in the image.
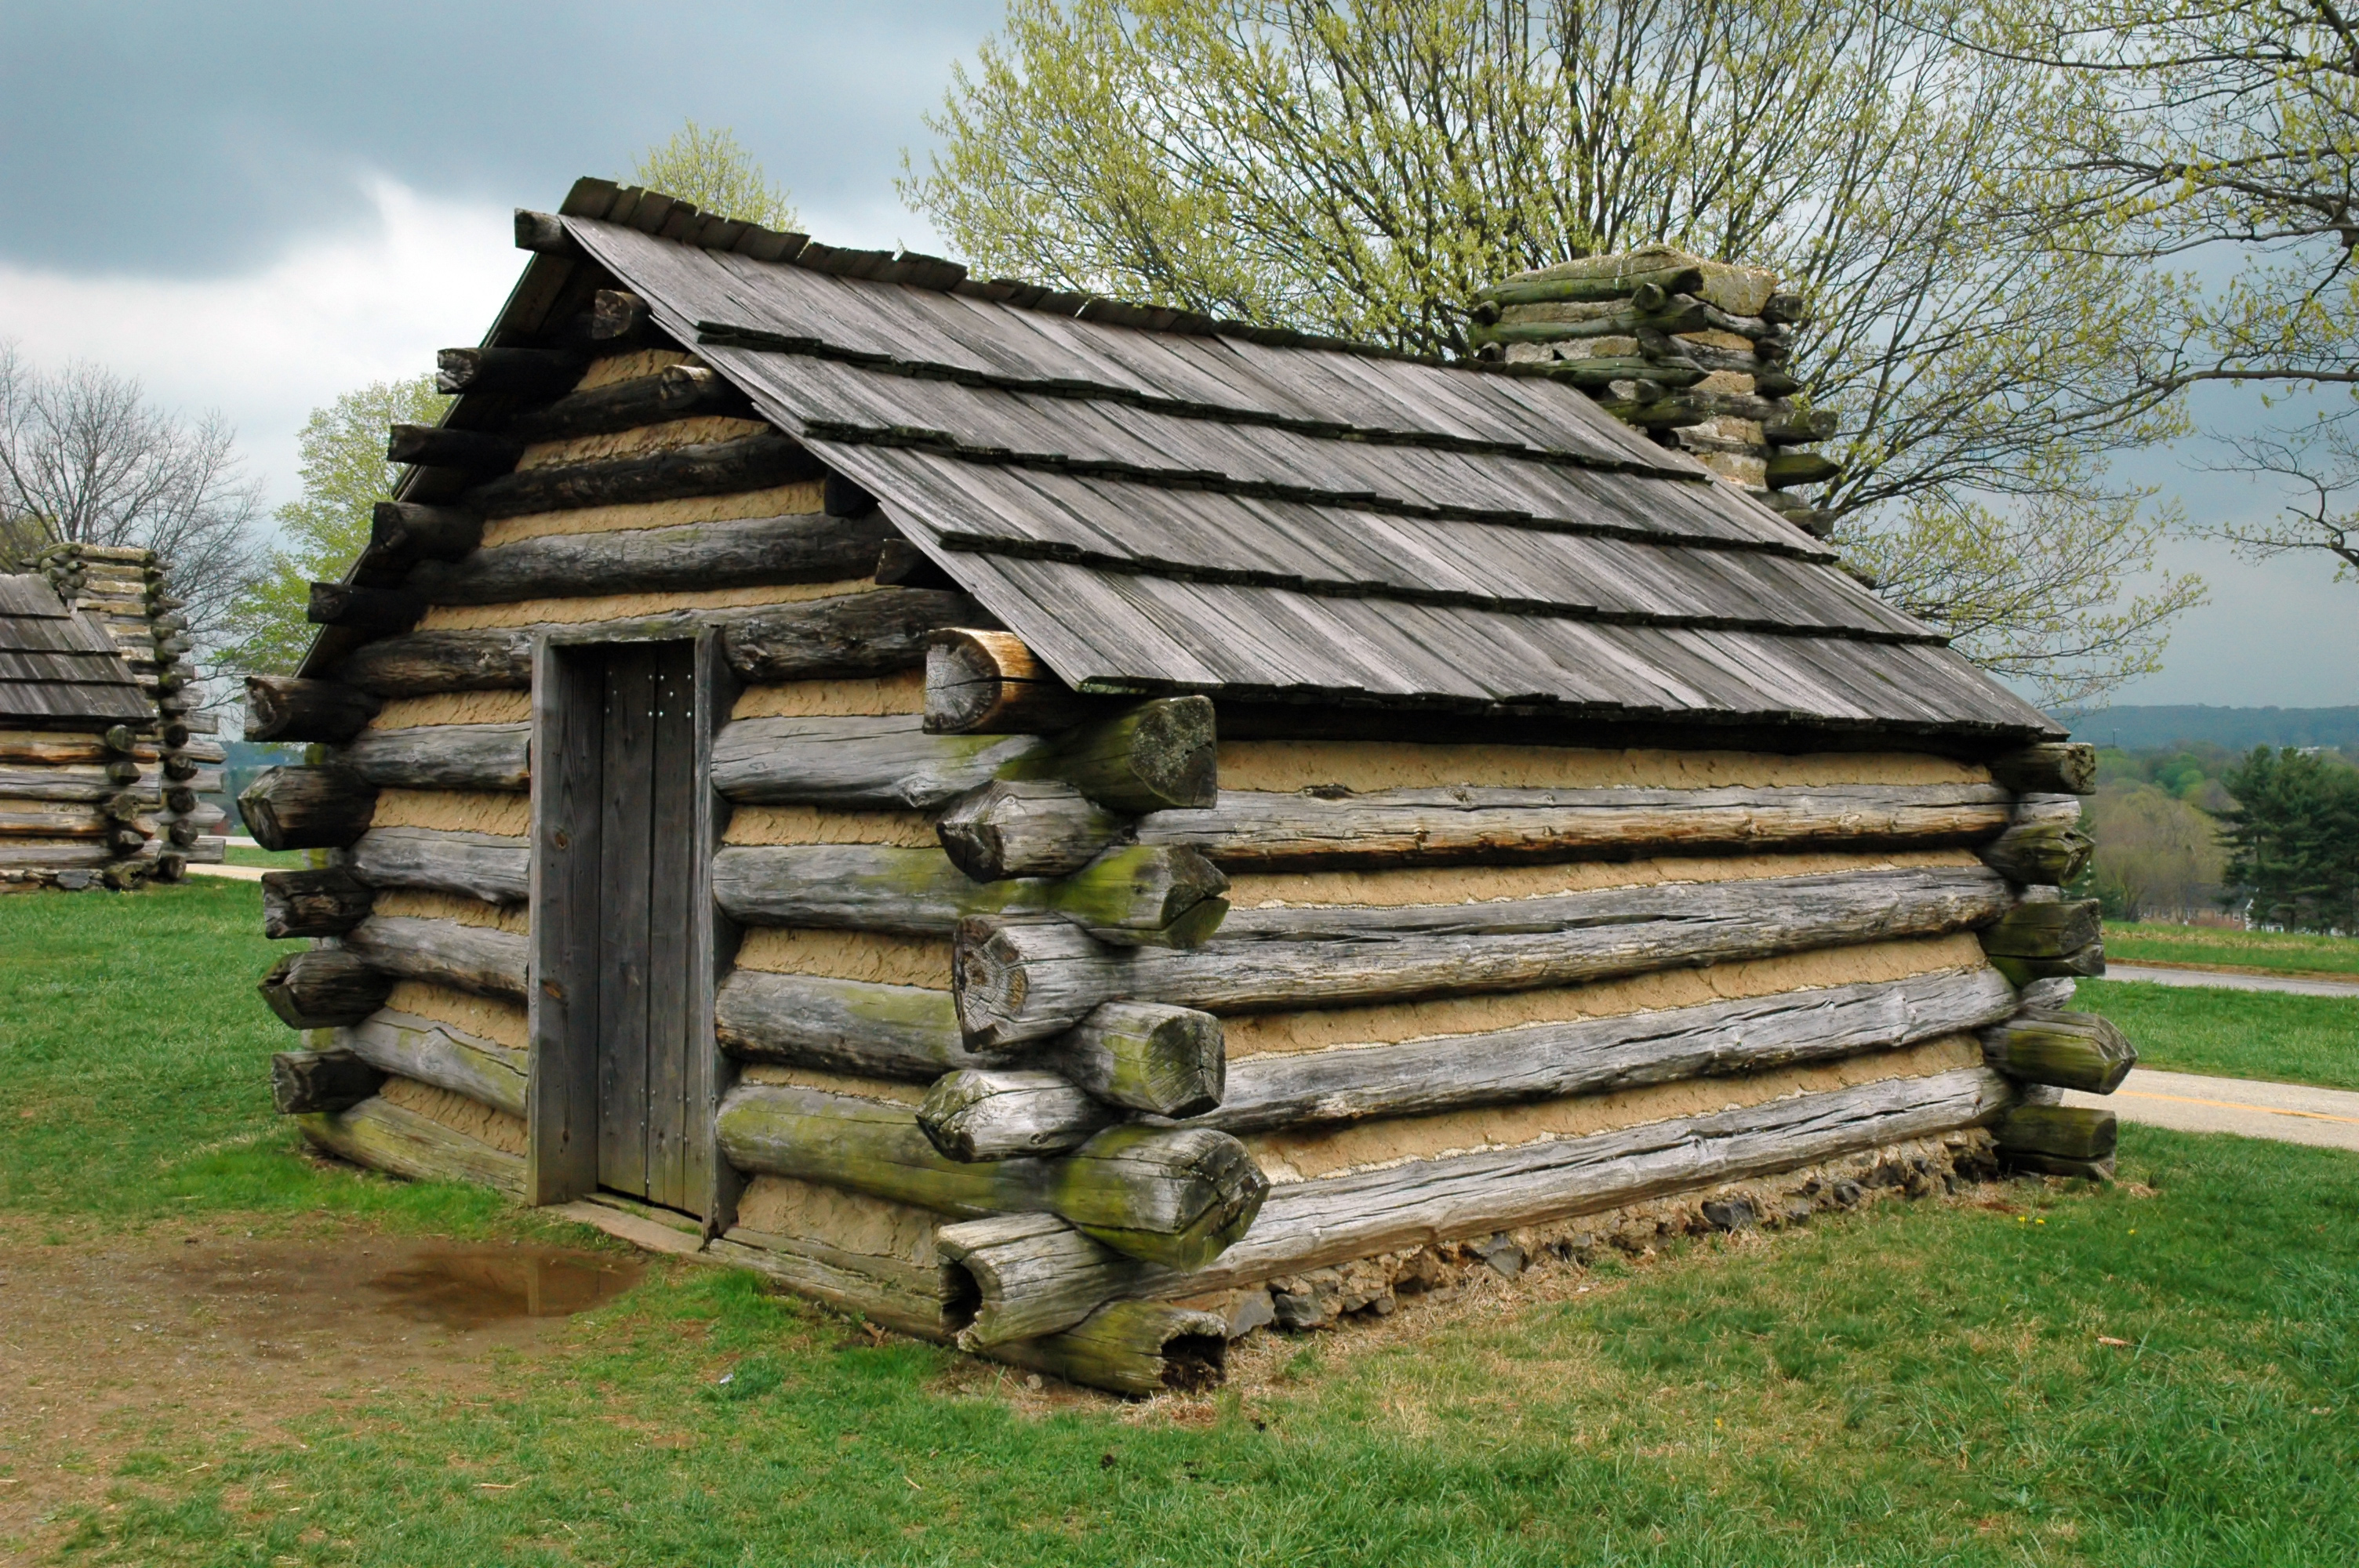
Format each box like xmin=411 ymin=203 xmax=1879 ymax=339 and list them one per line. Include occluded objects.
xmin=1 ymin=0 xmax=2347 ymax=710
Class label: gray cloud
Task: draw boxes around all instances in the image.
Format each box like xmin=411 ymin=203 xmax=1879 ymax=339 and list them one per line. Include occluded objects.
xmin=0 ymin=0 xmax=1001 ymax=275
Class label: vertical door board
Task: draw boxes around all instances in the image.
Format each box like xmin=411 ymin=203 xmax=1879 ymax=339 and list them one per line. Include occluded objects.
xmin=527 ymin=642 xmax=604 ymax=1205
xmin=645 ymin=643 xmax=697 ymax=1210
xmin=596 ymin=647 xmax=657 ymax=1199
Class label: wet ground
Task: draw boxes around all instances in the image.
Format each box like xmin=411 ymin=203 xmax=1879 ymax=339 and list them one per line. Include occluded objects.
xmin=0 ymin=1226 xmax=640 ymax=1552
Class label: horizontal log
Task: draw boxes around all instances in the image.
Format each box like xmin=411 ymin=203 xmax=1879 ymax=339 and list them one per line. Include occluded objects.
xmin=238 ymin=766 xmax=378 ymax=851
xmin=981 ymin=1299 xmax=1227 ymax=1396
xmin=925 ymin=628 xmax=1100 ymax=735
xmin=271 ymin=1048 xmax=386 ymax=1115
xmin=951 ymin=864 xmax=2015 ymax=1048
xmin=873 ymin=537 xmax=958 ymax=590
xmin=347 ymin=826 xmax=530 ymax=904
xmin=260 ymin=867 xmax=375 ymax=939
xmin=710 ymin=715 xmax=1038 ymax=808
xmin=1132 ymin=782 xmax=2017 ymax=872
xmin=1545 ymin=357 xmax=1707 ymax=390
xmin=1029 ymin=1002 xmax=1225 ymax=1118
xmin=1981 ymin=1008 xmax=2135 ymax=1094
xmin=1988 ymin=743 xmax=2096 ymax=796
xmin=592 ymin=288 xmax=648 ymax=339
xmin=1196 ymin=967 xmax=2018 ymax=1133
xmin=713 ymin=1085 xmax=1265 ymax=1269
xmin=340 ymin=1010 xmax=530 ymax=1120
xmin=387 ymin=422 xmax=522 ymax=473
xmin=300 ymin=1097 xmax=525 ymax=1198
xmin=936 ymin=780 xmax=1129 ymax=882
xmin=0 ymin=730 xmax=118 ymax=765
xmin=1765 ymin=451 xmax=1842 ymax=488
xmin=370 ymin=501 xmax=484 ymax=563
xmin=244 ymin=675 xmax=382 ymax=745
xmin=0 ymin=800 xmax=115 ymax=837
xmin=404 ymin=511 xmax=895 ymax=606
xmin=710 ymin=843 xmax=1227 ymax=945
xmin=507 ymin=363 xmax=750 ymax=444
xmin=342 ymin=914 xmax=530 ymax=1001
xmin=1986 ymin=943 xmax=2106 ymax=988
xmin=1994 ymin=1104 xmax=2116 ymax=1171
xmin=710 ymin=1227 xmax=958 ymax=1341
xmin=936 ymin=1212 xmax=1144 ymax=1346
xmin=999 ymin=697 xmax=1216 ymax=813
xmin=307 ymin=582 xmax=423 ymax=635
xmin=919 ymin=1069 xmax=1118 ymax=1161
xmin=1476 ymin=265 xmax=1706 ymax=309
xmin=461 ymin=434 xmax=824 ymax=519
xmin=342 ymin=723 xmax=530 ymax=791
xmin=721 ymin=587 xmax=984 ymax=681
xmin=259 ymin=949 xmax=394 ymax=1030
xmin=434 ymin=346 xmax=582 ymax=398
xmin=1978 ymin=819 xmax=2094 ymax=886
xmin=0 ymin=764 xmax=157 ymax=804
xmin=1979 ymin=899 xmax=2102 ymax=959
xmin=337 ymin=627 xmax=535 ymax=695
xmin=713 ymin=970 xmax=981 ymax=1079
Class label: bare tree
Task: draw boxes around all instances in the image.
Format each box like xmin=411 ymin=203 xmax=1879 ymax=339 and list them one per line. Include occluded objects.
xmin=2203 ymin=426 xmax=2359 ymax=583
xmin=0 ymin=341 xmax=264 ymax=675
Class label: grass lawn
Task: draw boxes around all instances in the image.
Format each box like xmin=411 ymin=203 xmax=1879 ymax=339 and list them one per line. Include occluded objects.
xmin=5 ymin=884 xmax=2358 ymax=1566
xmin=222 ymin=844 xmax=308 ymax=870
xmin=2077 ymin=978 xmax=2359 ymax=1092
xmin=2104 ymin=920 xmax=2359 ymax=979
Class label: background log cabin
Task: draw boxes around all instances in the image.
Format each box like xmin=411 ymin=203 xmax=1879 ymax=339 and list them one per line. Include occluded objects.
xmin=1 ymin=548 xmax=225 ymax=891
xmin=252 ymin=178 xmax=2127 ymax=1395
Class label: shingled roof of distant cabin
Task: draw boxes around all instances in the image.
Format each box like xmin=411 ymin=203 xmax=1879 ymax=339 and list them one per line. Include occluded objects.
xmin=340 ymin=176 xmax=2059 ymax=742
xmin=0 ymin=572 xmax=154 ymax=728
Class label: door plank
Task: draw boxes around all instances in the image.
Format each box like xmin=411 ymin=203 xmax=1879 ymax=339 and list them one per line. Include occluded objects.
xmin=645 ymin=642 xmax=697 ymax=1210
xmin=597 ymin=646 xmax=657 ymax=1197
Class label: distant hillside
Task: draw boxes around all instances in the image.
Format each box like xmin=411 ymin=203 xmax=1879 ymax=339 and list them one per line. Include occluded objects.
xmin=2061 ymin=706 xmax=2359 ymax=752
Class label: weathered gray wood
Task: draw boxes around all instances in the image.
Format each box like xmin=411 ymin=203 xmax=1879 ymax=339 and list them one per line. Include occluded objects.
xmin=591 ymin=288 xmax=648 ymax=340
xmin=1198 ymin=967 xmax=2018 ymax=1132
xmin=527 ymin=637 xmax=602 ymax=1205
xmin=712 ymin=1083 xmax=1265 ymax=1269
xmin=512 ymin=208 xmax=574 ymax=255
xmin=713 ymin=970 xmax=980 ymax=1079
xmin=935 ymin=1213 xmax=1154 ymax=1347
xmin=244 ymin=675 xmax=382 ymax=744
xmin=982 ymin=1300 xmax=1228 ymax=1396
xmin=711 ymin=1228 xmax=955 ymax=1341
xmin=341 ymin=1010 xmax=531 ymax=1120
xmin=237 ymin=766 xmax=378 ymax=851
xmin=711 ymin=714 xmax=1040 ymax=808
xmin=259 ymin=949 xmax=394 ymax=1030
xmin=1978 ymin=819 xmax=2094 ymax=886
xmin=1029 ymin=1002 xmax=1226 ymax=1117
xmin=919 ymin=1069 xmax=1118 ymax=1161
xmin=404 ymin=512 xmax=895 ymax=606
xmin=461 ymin=434 xmax=823 ymax=518
xmin=710 ymin=843 xmax=1227 ymax=945
xmin=0 ymin=799 xmax=124 ymax=837
xmin=300 ymin=1097 xmax=525 ymax=1198
xmin=388 ymin=422 xmax=521 ymax=472
xmin=722 ymin=588 xmax=984 ymax=681
xmin=271 ymin=1048 xmax=386 ymax=1115
xmin=338 ymin=628 xmax=536 ymax=695
xmin=1994 ymin=1103 xmax=2116 ymax=1171
xmin=343 ymin=914 xmax=531 ymax=1001
xmin=925 ymin=628 xmax=1100 ymax=734
xmin=507 ymin=363 xmax=750 ymax=443
xmin=1154 ymin=1067 xmax=2017 ymax=1295
xmin=1979 ymin=899 xmax=2103 ymax=959
xmin=342 ymin=724 xmax=529 ymax=791
xmin=1986 ymin=944 xmax=2106 ymax=988
xmin=307 ymin=582 xmax=423 ymax=634
xmin=953 ymin=865 xmax=2016 ymax=1047
xmin=936 ymin=780 xmax=1130 ymax=881
xmin=1988 ymin=743 xmax=2097 ymax=796
xmin=260 ymin=867 xmax=375 ymax=939
xmin=1135 ymin=782 xmax=2017 ymax=869
xmin=370 ymin=501 xmax=483 ymax=563
xmin=1001 ymin=697 xmax=1217 ymax=813
xmin=347 ymin=827 xmax=530 ymax=904
xmin=1981 ymin=1009 xmax=2136 ymax=1094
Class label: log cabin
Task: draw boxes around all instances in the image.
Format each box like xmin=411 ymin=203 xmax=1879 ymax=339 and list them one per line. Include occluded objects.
xmin=253 ymin=178 xmax=2128 ymax=1395
xmin=0 ymin=547 xmax=224 ymax=890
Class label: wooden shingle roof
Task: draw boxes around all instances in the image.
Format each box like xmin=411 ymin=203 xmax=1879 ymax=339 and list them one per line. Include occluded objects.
xmin=0 ymin=573 xmax=153 ymax=728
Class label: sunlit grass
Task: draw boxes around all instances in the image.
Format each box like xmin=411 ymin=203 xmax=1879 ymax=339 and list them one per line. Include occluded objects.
xmin=2106 ymin=921 xmax=2359 ymax=978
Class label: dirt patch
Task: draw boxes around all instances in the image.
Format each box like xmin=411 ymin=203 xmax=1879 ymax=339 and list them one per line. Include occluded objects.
xmin=0 ymin=1225 xmax=641 ymax=1553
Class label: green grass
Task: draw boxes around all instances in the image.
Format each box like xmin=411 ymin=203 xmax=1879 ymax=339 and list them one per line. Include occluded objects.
xmin=8 ymin=886 xmax=2359 ymax=1566
xmin=222 ymin=843 xmax=307 ymax=869
xmin=2078 ymin=978 xmax=2359 ymax=1091
xmin=2105 ymin=921 xmax=2359 ymax=978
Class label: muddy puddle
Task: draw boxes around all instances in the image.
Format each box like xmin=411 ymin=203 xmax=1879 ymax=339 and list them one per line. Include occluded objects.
xmin=182 ymin=1239 xmax=645 ymax=1334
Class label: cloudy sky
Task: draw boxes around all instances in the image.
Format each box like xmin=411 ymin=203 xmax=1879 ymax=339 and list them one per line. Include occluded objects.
xmin=1 ymin=0 xmax=2347 ymax=710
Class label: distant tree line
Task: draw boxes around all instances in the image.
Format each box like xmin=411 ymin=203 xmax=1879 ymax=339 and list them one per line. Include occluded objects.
xmin=2217 ymin=749 xmax=2359 ymax=934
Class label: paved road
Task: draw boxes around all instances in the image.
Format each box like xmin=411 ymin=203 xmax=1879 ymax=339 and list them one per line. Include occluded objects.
xmin=2105 ymin=963 xmax=2359 ymax=999
xmin=2066 ymin=1068 xmax=2359 ymax=1153
xmin=183 ymin=862 xmax=266 ymax=882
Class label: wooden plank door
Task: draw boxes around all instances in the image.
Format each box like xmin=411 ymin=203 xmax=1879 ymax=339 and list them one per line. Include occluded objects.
xmin=591 ymin=641 xmax=700 ymax=1213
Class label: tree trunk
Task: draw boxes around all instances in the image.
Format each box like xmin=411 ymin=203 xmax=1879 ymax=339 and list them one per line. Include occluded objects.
xmin=342 ymin=724 xmax=530 ymax=791
xmin=347 ymin=827 xmax=531 ymax=905
xmin=952 ymin=865 xmax=2015 ymax=1048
